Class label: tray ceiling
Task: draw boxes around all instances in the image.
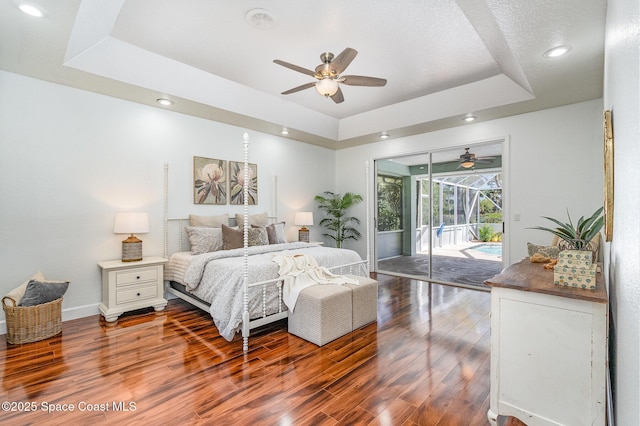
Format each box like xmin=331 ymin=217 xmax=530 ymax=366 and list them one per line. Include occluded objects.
xmin=0 ymin=0 xmax=606 ymax=148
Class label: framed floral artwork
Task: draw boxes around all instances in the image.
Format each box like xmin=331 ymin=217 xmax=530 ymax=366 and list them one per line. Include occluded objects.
xmin=229 ymin=161 xmax=258 ymax=205
xmin=194 ymin=156 xmax=227 ymax=204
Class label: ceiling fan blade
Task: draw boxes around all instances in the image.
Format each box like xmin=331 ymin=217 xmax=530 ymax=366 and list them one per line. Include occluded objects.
xmin=341 ymin=75 xmax=387 ymax=87
xmin=329 ymin=48 xmax=358 ymax=74
xmin=273 ymin=60 xmax=316 ymax=77
xmin=281 ymin=82 xmax=315 ymax=95
xmin=475 ymin=159 xmax=495 ymax=164
xmin=330 ymin=87 xmax=344 ymax=104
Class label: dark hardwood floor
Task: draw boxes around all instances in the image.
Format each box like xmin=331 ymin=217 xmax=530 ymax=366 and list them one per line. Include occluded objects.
xmin=0 ymin=274 xmax=524 ymax=425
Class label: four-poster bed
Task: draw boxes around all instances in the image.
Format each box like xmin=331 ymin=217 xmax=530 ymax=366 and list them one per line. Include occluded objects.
xmin=163 ymin=133 xmax=370 ymax=350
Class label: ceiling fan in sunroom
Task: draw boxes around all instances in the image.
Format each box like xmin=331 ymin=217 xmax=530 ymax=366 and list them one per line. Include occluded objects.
xmin=459 ymin=148 xmax=496 ymax=169
xmin=273 ymin=47 xmax=387 ymax=104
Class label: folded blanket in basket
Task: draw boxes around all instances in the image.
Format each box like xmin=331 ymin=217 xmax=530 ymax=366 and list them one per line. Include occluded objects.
xmin=2 ymin=272 xmax=45 ymax=307
xmin=272 ymin=254 xmax=358 ymax=311
xmin=2 ymin=272 xmax=69 ymax=307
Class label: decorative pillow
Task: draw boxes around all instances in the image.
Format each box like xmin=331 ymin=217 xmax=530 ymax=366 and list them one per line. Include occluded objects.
xmin=186 ymin=226 xmax=223 ymax=255
xmin=235 ymin=212 xmax=268 ymax=227
xmin=254 ymin=222 xmax=287 ymax=244
xmin=189 ymin=213 xmax=229 ymax=228
xmin=18 ymin=279 xmax=69 ymax=306
xmin=248 ymin=227 xmax=269 ymax=246
xmin=3 ymin=272 xmax=45 ymax=307
xmin=527 ymin=242 xmax=560 ymax=259
xmin=222 ymin=224 xmax=269 ymax=250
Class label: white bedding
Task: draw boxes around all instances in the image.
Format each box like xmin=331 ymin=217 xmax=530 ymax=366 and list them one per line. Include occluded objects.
xmin=164 ymin=242 xmax=363 ymax=341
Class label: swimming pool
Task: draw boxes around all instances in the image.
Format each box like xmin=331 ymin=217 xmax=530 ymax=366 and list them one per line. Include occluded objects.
xmin=470 ymin=243 xmax=502 ymax=256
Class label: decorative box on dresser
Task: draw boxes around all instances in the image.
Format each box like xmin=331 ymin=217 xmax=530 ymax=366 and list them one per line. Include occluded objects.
xmin=98 ymin=256 xmax=168 ymax=323
xmin=485 ymin=258 xmax=608 ymax=426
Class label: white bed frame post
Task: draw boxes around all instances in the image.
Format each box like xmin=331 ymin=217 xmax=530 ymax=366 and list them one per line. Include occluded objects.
xmin=241 ymin=132 xmax=250 ymax=351
xmin=163 ymin=162 xmax=169 ymax=259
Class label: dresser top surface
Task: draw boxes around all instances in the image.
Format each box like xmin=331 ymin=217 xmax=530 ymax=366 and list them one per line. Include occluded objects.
xmin=485 ymin=258 xmax=608 ymax=304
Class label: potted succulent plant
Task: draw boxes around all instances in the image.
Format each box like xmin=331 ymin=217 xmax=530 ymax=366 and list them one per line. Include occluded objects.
xmin=314 ymin=191 xmax=363 ymax=248
xmin=531 ymin=206 xmax=604 ymax=253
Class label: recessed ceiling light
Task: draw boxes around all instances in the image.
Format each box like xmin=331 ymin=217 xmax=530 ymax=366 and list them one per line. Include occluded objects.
xmin=16 ymin=2 xmax=45 ymax=17
xmin=281 ymin=127 xmax=289 ymax=135
xmin=156 ymin=98 xmax=173 ymax=106
xmin=380 ymin=132 xmax=389 ymax=139
xmin=463 ymin=115 xmax=476 ymax=122
xmin=543 ymin=45 xmax=571 ymax=58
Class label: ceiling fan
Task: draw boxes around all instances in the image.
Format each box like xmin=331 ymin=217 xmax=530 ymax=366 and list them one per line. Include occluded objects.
xmin=273 ymin=47 xmax=387 ymax=104
xmin=459 ymin=148 xmax=496 ymax=169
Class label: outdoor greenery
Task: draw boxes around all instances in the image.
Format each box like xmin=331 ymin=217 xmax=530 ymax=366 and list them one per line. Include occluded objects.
xmin=479 ymin=224 xmax=495 ymax=242
xmin=377 ymin=175 xmax=403 ymax=231
xmin=314 ymin=191 xmax=363 ymax=248
xmin=479 ymin=192 xmax=502 ymax=223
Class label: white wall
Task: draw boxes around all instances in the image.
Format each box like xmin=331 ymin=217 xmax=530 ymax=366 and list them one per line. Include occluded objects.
xmin=603 ymin=0 xmax=640 ymax=424
xmin=335 ymin=99 xmax=604 ymax=269
xmin=0 ymin=71 xmax=336 ymax=328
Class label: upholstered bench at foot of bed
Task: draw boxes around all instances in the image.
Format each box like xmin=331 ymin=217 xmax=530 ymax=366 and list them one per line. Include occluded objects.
xmin=342 ymin=274 xmax=378 ymax=330
xmin=288 ymin=284 xmax=352 ymax=346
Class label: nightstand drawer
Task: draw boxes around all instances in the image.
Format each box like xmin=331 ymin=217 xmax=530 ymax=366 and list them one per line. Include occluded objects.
xmin=116 ymin=267 xmax=158 ymax=286
xmin=117 ymin=284 xmax=158 ymax=305
xmin=98 ymin=257 xmax=168 ymax=323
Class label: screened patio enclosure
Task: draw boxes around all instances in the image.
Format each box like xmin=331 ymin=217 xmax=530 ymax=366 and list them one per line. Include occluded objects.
xmin=375 ymin=143 xmax=504 ymax=290
xmin=418 ymin=172 xmax=503 ymax=254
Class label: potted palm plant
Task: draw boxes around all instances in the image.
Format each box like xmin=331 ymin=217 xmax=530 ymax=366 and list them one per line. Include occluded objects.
xmin=531 ymin=207 xmax=604 ymax=257
xmin=314 ymin=191 xmax=363 ymax=248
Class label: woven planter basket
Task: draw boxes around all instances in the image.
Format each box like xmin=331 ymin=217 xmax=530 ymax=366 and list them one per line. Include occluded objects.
xmin=2 ymin=296 xmax=62 ymax=344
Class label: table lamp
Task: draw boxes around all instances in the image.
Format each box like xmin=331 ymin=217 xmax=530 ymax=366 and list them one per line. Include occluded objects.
xmin=113 ymin=212 xmax=149 ymax=262
xmin=294 ymin=212 xmax=313 ymax=242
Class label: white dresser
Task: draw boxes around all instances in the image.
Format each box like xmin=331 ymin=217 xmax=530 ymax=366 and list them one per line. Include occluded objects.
xmin=98 ymin=256 xmax=168 ymax=323
xmin=485 ymin=259 xmax=608 ymax=426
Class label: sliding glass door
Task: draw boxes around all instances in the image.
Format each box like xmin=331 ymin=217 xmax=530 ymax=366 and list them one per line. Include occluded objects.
xmin=375 ymin=142 xmax=504 ymax=290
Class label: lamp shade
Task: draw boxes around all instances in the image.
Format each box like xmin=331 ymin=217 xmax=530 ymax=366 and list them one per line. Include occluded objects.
xmin=114 ymin=212 xmax=149 ymax=262
xmin=294 ymin=212 xmax=314 ymax=226
xmin=113 ymin=212 xmax=149 ymax=234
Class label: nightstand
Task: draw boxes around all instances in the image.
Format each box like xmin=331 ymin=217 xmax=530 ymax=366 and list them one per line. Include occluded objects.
xmin=98 ymin=256 xmax=168 ymax=323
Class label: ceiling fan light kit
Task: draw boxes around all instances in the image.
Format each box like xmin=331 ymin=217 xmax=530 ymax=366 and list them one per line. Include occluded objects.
xmin=459 ymin=148 xmax=496 ymax=169
xmin=274 ymin=47 xmax=387 ymax=104
xmin=316 ymin=77 xmax=339 ymax=96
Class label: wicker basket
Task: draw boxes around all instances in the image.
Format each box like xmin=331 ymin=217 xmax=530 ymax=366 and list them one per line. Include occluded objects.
xmin=2 ymin=296 xmax=62 ymax=344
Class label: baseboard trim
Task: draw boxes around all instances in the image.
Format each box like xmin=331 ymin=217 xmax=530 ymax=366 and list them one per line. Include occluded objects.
xmin=0 ymin=303 xmax=100 ymax=336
